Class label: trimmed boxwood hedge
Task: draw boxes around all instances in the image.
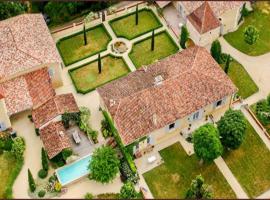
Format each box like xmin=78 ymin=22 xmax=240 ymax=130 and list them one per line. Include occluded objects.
xmin=68 ymin=54 xmax=131 ymax=94
xmin=56 ymin=23 xmax=112 ymax=66
xmin=109 ymin=8 xmax=163 ymax=40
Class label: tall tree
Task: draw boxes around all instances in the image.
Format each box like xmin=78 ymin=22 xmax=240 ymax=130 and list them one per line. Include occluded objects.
xmin=243 ymin=25 xmax=259 ymax=45
xmin=180 ymin=25 xmax=189 ymax=49
xmin=83 ymin=24 xmax=87 ymax=45
xmin=185 ymin=175 xmax=213 ymax=199
xmin=217 ymin=109 xmax=246 ymax=150
xmin=98 ymin=54 xmax=102 ymax=74
xmin=88 ymin=146 xmax=119 ymax=183
xmin=151 ymin=30 xmax=155 ymax=51
xmin=28 ymin=169 xmax=36 ymax=192
xmin=224 ymin=54 xmax=231 ymax=74
xmin=210 ymin=40 xmax=222 ymax=64
xmin=0 ymin=2 xmax=27 ymax=20
xmin=193 ymin=124 xmax=223 ymax=163
xmin=135 ymin=4 xmax=139 ymax=25
xmin=41 ymin=147 xmax=49 ymax=171
xmin=119 ymin=182 xmax=138 ymax=199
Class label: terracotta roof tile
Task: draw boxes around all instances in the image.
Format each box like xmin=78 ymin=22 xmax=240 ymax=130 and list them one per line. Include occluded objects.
xmin=187 ymin=2 xmax=221 ymax=34
xmin=40 ymin=121 xmax=71 ymax=159
xmin=32 ymin=93 xmax=79 ymax=128
xmin=97 ymin=46 xmax=237 ymax=145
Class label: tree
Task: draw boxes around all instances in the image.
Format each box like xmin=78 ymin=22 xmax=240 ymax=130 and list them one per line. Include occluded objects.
xmin=98 ymin=54 xmax=102 ymax=74
xmin=210 ymin=40 xmax=222 ymax=64
xmin=119 ymin=182 xmax=138 ymax=199
xmin=88 ymin=146 xmax=119 ymax=183
xmin=83 ymin=24 xmax=87 ymax=45
xmin=244 ymin=25 xmax=259 ymax=45
xmin=102 ymin=10 xmax=105 ymax=22
xmin=151 ymin=30 xmax=155 ymax=51
xmin=0 ymin=2 xmax=27 ymax=20
xmin=224 ymin=54 xmax=231 ymax=74
xmin=135 ymin=4 xmax=138 ymax=25
xmin=180 ymin=26 xmax=189 ymax=49
xmin=217 ymin=109 xmax=246 ymax=149
xmin=41 ymin=147 xmax=49 ymax=171
xmin=11 ymin=137 xmax=25 ymax=160
xmin=28 ymin=169 xmax=36 ymax=192
xmin=193 ymin=124 xmax=223 ymax=162
xmin=185 ymin=175 xmax=213 ymax=199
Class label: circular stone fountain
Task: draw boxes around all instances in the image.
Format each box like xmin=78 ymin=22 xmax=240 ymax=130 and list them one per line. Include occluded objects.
xmin=109 ymin=38 xmax=131 ymax=56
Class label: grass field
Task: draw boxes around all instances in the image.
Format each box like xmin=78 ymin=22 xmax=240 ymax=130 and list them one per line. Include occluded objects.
xmin=220 ymin=59 xmax=258 ymax=99
xmin=129 ymin=31 xmax=179 ymax=68
xmin=57 ymin=25 xmax=111 ymax=66
xmin=109 ymin=9 xmax=162 ymax=40
xmin=224 ymin=2 xmax=270 ymax=56
xmin=223 ymin=118 xmax=270 ymax=197
xmin=69 ymin=55 xmax=130 ymax=93
xmin=143 ymin=142 xmax=236 ymax=199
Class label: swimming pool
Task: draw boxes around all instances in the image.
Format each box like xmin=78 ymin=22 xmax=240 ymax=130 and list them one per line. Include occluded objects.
xmin=56 ymin=155 xmax=92 ymax=186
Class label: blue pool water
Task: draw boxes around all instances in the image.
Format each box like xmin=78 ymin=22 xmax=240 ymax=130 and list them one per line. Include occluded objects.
xmin=56 ymin=155 xmax=92 ymax=186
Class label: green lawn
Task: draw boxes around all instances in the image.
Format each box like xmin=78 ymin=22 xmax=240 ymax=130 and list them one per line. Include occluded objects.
xmin=223 ymin=118 xmax=270 ymax=197
xmin=109 ymin=9 xmax=162 ymax=40
xmin=143 ymin=142 xmax=236 ymax=199
xmin=224 ymin=2 xmax=270 ymax=56
xmin=0 ymin=152 xmax=23 ymax=198
xmin=129 ymin=31 xmax=179 ymax=68
xmin=57 ymin=24 xmax=111 ymax=66
xmin=69 ymin=55 xmax=130 ymax=94
xmin=220 ymin=59 xmax=258 ymax=99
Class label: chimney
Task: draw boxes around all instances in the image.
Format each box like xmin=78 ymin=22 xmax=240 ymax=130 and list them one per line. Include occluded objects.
xmin=152 ymin=114 xmax=158 ymax=126
xmin=154 ymin=75 xmax=163 ymax=86
xmin=109 ymin=99 xmax=116 ymax=107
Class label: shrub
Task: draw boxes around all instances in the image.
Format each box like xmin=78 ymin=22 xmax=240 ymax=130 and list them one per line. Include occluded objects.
xmin=41 ymin=147 xmax=49 ymax=171
xmin=210 ymin=40 xmax=222 ymax=64
xmin=0 ymin=2 xmax=27 ymax=20
xmin=49 ymin=174 xmax=57 ymax=183
xmin=101 ymin=119 xmax=113 ymax=138
xmin=119 ymin=182 xmax=138 ymax=199
xmin=217 ymin=109 xmax=246 ymax=149
xmin=120 ymin=159 xmax=139 ymax=184
xmin=11 ymin=137 xmax=25 ymax=160
xmin=54 ymin=181 xmax=62 ymax=192
xmin=243 ymin=25 xmax=259 ymax=45
xmin=35 ymin=128 xmax=40 ymax=136
xmin=88 ymin=146 xmax=119 ymax=183
xmin=180 ymin=25 xmax=189 ymax=49
xmin=186 ymin=175 xmax=213 ymax=199
xmin=38 ymin=190 xmax=46 ymax=198
xmin=38 ymin=169 xmax=48 ymax=179
xmin=28 ymin=115 xmax=33 ymax=122
xmin=193 ymin=124 xmax=223 ymax=162
xmin=62 ymin=148 xmax=73 ymax=161
xmin=28 ymin=169 xmax=36 ymax=192
xmin=255 ymin=100 xmax=270 ymax=126
xmin=0 ymin=137 xmax=13 ymax=151
xmin=84 ymin=192 xmax=94 ymax=199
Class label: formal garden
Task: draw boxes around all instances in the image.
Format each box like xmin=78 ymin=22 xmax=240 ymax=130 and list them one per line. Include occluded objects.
xmin=224 ymin=2 xmax=270 ymax=56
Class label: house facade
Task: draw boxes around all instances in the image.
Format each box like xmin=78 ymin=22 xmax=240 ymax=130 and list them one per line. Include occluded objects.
xmin=0 ymin=14 xmax=64 ymax=131
xmin=171 ymin=1 xmax=249 ymax=46
xmin=97 ymin=46 xmax=237 ymax=157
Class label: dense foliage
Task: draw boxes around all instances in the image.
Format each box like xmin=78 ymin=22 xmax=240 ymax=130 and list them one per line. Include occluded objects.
xmin=101 ymin=118 xmax=113 ymax=138
xmin=180 ymin=26 xmax=189 ymax=49
xmin=84 ymin=192 xmax=94 ymax=199
xmin=38 ymin=169 xmax=48 ymax=179
xmin=254 ymin=94 xmax=270 ymax=131
xmin=185 ymin=175 xmax=213 ymax=199
xmin=244 ymin=25 xmax=259 ymax=45
xmin=119 ymin=182 xmax=138 ymax=199
xmin=11 ymin=137 xmax=25 ymax=160
xmin=210 ymin=40 xmax=222 ymax=64
xmin=193 ymin=124 xmax=223 ymax=162
xmin=28 ymin=169 xmax=36 ymax=192
xmin=88 ymin=146 xmax=119 ymax=183
xmin=119 ymin=159 xmax=139 ymax=184
xmin=41 ymin=147 xmax=49 ymax=171
xmin=62 ymin=148 xmax=73 ymax=161
xmin=217 ymin=109 xmax=246 ymax=149
xmin=0 ymin=2 xmax=27 ymax=20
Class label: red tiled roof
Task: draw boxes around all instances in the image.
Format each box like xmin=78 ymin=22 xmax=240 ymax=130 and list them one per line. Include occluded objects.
xmin=155 ymin=1 xmax=171 ymax=8
xmin=0 ymin=68 xmax=55 ymax=116
xmin=0 ymin=85 xmax=5 ymax=99
xmin=40 ymin=121 xmax=71 ymax=159
xmin=187 ymin=2 xmax=221 ymax=34
xmin=32 ymin=93 xmax=79 ymax=128
xmin=97 ymin=46 xmax=237 ymax=145
xmin=0 ymin=14 xmax=61 ymax=80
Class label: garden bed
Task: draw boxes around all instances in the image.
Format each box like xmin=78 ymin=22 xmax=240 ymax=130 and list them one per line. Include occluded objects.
xmin=143 ymin=142 xmax=236 ymax=199
xmin=220 ymin=59 xmax=258 ymax=99
xmin=129 ymin=31 xmax=179 ymax=68
xmin=224 ymin=2 xmax=270 ymax=56
xmin=109 ymin=8 xmax=162 ymax=40
xmin=222 ymin=118 xmax=270 ymax=197
xmin=69 ymin=55 xmax=130 ymax=94
xmin=57 ymin=24 xmax=111 ymax=66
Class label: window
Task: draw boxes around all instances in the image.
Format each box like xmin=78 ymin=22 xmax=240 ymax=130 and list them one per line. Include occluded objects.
xmin=147 ymin=137 xmax=150 ymax=144
xmin=169 ymin=123 xmax=175 ymax=130
xmin=193 ymin=111 xmax=200 ymax=120
xmin=216 ymin=99 xmax=223 ymax=107
xmin=48 ymin=68 xmax=55 ymax=78
xmin=135 ymin=143 xmax=139 ymax=150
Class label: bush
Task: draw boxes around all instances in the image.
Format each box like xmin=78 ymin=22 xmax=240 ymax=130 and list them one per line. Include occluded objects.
xmin=35 ymin=128 xmax=40 ymax=136
xmin=84 ymin=192 xmax=94 ymax=199
xmin=243 ymin=25 xmax=259 ymax=45
xmin=0 ymin=137 xmax=13 ymax=151
xmin=41 ymin=147 xmax=49 ymax=171
xmin=62 ymin=148 xmax=73 ymax=161
xmin=38 ymin=169 xmax=48 ymax=179
xmin=180 ymin=26 xmax=189 ymax=49
xmin=101 ymin=119 xmax=113 ymax=138
xmin=255 ymin=99 xmax=270 ymax=126
xmin=11 ymin=137 xmax=25 ymax=160
xmin=54 ymin=181 xmax=62 ymax=192
xmin=0 ymin=2 xmax=27 ymax=20
xmin=119 ymin=182 xmax=138 ymax=199
xmin=38 ymin=190 xmax=46 ymax=198
xmin=120 ymin=159 xmax=139 ymax=184
xmin=28 ymin=169 xmax=36 ymax=192
xmin=210 ymin=40 xmax=222 ymax=64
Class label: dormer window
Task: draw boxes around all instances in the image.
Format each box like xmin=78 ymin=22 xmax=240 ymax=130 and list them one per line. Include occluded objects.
xmin=154 ymin=75 xmax=163 ymax=85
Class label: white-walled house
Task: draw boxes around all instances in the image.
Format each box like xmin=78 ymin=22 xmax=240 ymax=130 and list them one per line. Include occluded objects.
xmin=97 ymin=46 xmax=237 ymax=157
xmin=167 ymin=1 xmax=249 ymax=46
